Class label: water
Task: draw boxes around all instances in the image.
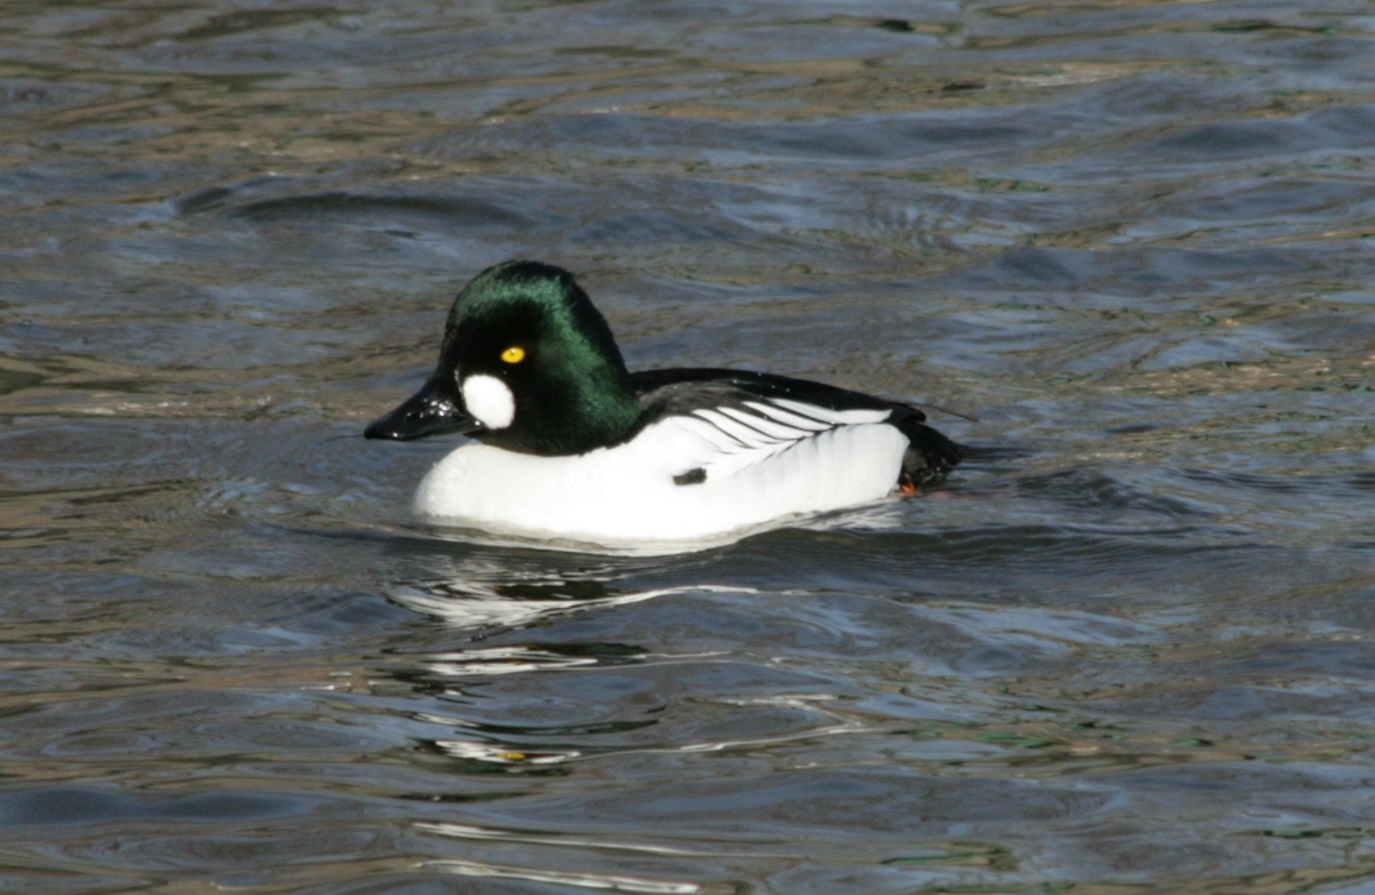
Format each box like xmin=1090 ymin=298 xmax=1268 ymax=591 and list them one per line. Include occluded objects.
xmin=3 ymin=1 xmax=1375 ymax=892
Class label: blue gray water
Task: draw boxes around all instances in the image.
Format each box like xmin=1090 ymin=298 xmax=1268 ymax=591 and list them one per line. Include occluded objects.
xmin=3 ymin=2 xmax=1375 ymax=893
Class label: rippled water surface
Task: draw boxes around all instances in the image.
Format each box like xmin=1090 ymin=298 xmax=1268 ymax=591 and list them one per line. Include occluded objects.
xmin=4 ymin=2 xmax=1375 ymax=893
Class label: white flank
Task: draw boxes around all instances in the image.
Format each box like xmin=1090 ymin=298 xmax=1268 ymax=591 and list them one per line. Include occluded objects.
xmin=411 ymin=396 xmax=909 ymax=550
xmin=460 ymin=374 xmax=516 ymax=430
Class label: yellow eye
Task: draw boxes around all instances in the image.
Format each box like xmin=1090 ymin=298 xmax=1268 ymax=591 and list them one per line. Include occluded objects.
xmin=500 ymin=346 xmax=526 ymax=364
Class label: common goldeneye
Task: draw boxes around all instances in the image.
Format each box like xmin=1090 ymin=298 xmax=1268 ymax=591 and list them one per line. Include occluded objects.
xmin=365 ymin=260 xmax=963 ymax=550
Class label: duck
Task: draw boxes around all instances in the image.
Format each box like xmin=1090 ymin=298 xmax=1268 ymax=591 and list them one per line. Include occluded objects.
xmin=364 ymin=260 xmax=963 ymax=550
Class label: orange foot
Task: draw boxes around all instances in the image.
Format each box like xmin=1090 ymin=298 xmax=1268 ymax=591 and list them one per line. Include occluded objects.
xmin=897 ymin=474 xmax=922 ymax=497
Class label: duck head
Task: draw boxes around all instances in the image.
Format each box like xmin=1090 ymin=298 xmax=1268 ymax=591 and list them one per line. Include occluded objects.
xmin=364 ymin=260 xmax=642 ymax=456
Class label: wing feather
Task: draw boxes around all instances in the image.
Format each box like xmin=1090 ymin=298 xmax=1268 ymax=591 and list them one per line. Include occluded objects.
xmin=670 ymin=414 xmax=750 ymax=453
xmin=740 ymin=400 xmax=832 ymax=432
xmin=644 ymin=394 xmax=897 ymax=484
xmin=627 ymin=367 xmax=957 ymax=491
xmin=719 ymin=405 xmax=818 ymax=440
xmin=691 ymin=408 xmax=786 ymax=449
xmin=767 ymin=397 xmax=890 ymax=427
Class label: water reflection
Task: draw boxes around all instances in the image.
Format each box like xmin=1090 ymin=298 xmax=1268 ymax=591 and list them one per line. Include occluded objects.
xmin=377 ymin=529 xmax=738 ymax=629
xmin=425 ymin=854 xmax=725 ymax=895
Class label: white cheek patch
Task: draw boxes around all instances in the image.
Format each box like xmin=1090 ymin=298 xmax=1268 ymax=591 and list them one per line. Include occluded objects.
xmin=460 ymin=374 xmax=516 ymax=430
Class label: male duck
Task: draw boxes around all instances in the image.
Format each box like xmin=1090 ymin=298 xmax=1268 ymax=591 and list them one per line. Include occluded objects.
xmin=365 ymin=260 xmax=963 ymax=550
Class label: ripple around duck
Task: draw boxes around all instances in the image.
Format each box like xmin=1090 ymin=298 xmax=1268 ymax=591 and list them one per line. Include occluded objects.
xmin=0 ymin=786 xmax=312 ymax=827
xmin=1147 ymin=104 xmax=1375 ymax=163
xmin=226 ymin=190 xmax=535 ymax=232
xmin=413 ymin=107 xmax=1094 ymax=169
xmin=946 ymin=244 xmax=1310 ymax=299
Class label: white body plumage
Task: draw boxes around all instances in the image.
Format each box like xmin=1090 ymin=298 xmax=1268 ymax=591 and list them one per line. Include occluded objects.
xmin=412 ymin=400 xmax=908 ymax=549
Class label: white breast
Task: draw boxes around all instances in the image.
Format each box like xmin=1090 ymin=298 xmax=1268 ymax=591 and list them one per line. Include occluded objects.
xmin=410 ymin=415 xmax=909 ymax=550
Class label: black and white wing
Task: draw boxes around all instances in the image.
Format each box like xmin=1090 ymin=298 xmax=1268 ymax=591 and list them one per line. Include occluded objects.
xmin=630 ymin=369 xmax=912 ymax=486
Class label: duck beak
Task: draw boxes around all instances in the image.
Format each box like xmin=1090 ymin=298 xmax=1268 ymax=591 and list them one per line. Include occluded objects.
xmin=364 ymin=372 xmax=481 ymax=441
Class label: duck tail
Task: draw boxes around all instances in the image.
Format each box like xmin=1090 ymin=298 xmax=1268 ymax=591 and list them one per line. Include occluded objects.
xmin=897 ymin=421 xmax=965 ymax=488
